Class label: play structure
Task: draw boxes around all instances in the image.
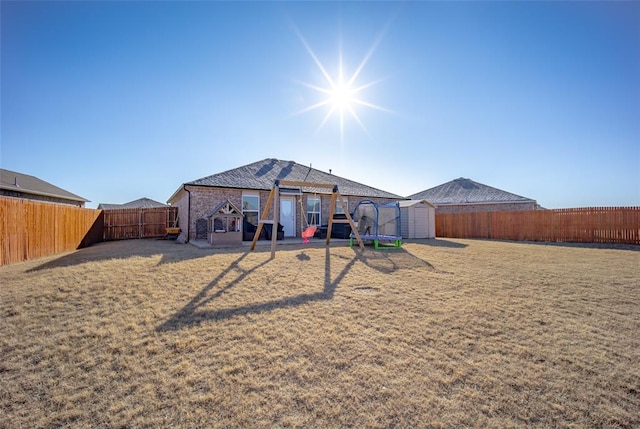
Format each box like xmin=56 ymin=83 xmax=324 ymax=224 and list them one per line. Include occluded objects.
xmin=299 ymin=194 xmax=318 ymax=244
xmin=350 ymin=200 xmax=402 ymax=249
xmin=249 ymin=180 xmax=364 ymax=258
xmin=206 ymin=200 xmax=243 ymax=246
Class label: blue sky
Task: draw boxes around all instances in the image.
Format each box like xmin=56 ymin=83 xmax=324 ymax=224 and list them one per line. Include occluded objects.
xmin=2 ymin=1 xmax=639 ymax=209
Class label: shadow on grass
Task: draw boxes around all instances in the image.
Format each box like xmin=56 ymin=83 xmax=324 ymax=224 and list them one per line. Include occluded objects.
xmin=406 ymin=238 xmax=468 ymax=248
xmin=157 ymin=245 xmax=440 ymax=330
xmin=25 ymin=239 xmax=247 ymax=272
xmin=505 ymin=239 xmax=640 ymax=251
xmin=157 ymin=247 xmax=359 ymax=331
xmin=387 ymin=237 xmax=638 ymax=251
xmin=357 ymin=247 xmax=435 ymax=274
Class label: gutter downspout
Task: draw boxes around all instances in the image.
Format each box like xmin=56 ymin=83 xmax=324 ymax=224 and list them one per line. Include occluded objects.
xmin=185 ymin=185 xmax=191 ymax=243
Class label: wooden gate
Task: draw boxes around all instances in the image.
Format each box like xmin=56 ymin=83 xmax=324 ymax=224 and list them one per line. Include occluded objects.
xmin=103 ymin=207 xmax=178 ymax=240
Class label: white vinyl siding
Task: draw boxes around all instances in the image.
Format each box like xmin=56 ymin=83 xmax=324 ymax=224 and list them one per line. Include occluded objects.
xmin=399 ymin=200 xmax=436 ymax=239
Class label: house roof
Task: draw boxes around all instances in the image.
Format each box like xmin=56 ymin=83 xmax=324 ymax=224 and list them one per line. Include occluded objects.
xmin=0 ymin=168 xmax=89 ymax=203
xmin=98 ymin=197 xmax=169 ymax=210
xmin=408 ymin=178 xmax=535 ymax=205
xmin=172 ymin=158 xmax=402 ymax=200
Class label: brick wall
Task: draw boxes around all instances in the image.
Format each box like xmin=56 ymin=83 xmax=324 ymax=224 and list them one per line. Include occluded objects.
xmin=314 ymin=194 xmax=397 ymax=225
xmin=181 ymin=186 xmax=244 ymax=242
xmin=169 ymin=189 xmax=189 ymax=243
xmin=435 ymin=201 xmax=537 ymax=214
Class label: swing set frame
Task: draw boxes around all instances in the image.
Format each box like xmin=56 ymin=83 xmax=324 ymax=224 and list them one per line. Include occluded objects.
xmin=249 ymin=180 xmax=365 ymax=258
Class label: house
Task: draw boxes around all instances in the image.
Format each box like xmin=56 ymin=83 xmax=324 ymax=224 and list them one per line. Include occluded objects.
xmin=167 ymin=158 xmax=403 ymax=243
xmin=0 ymin=168 xmax=89 ymax=207
xmin=408 ymin=178 xmax=537 ymax=214
xmin=98 ymin=197 xmax=169 ymax=210
xmin=399 ymin=200 xmax=437 ymax=239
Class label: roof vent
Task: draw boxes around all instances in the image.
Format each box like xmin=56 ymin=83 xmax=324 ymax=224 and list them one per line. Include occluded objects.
xmin=14 ymin=176 xmax=19 ymax=187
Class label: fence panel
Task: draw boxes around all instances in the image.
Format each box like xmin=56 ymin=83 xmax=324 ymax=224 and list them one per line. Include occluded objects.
xmin=436 ymin=207 xmax=640 ymax=245
xmin=103 ymin=208 xmax=140 ymax=240
xmin=103 ymin=207 xmax=178 ymax=240
xmin=142 ymin=208 xmax=173 ymax=238
xmin=0 ymin=197 xmax=103 ymax=266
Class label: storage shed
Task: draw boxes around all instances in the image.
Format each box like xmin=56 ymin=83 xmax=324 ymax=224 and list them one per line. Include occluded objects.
xmin=399 ymin=200 xmax=436 ymax=239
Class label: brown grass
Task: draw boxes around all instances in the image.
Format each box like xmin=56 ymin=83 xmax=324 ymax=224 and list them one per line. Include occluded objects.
xmin=1 ymin=238 xmax=639 ymax=428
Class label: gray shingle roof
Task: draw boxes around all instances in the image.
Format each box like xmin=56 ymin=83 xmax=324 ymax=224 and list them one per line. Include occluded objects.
xmin=98 ymin=198 xmax=169 ymax=210
xmin=182 ymin=158 xmax=402 ymax=199
xmin=408 ymin=178 xmax=535 ymax=205
xmin=0 ymin=168 xmax=89 ymax=203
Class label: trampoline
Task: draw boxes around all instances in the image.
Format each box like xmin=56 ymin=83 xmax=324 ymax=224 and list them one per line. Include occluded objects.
xmin=349 ymin=200 xmax=402 ymax=249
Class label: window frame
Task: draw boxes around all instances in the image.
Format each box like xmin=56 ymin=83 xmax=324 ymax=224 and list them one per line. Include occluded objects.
xmin=335 ymin=198 xmax=349 ymax=215
xmin=306 ymin=196 xmax=321 ymax=226
xmin=242 ymin=193 xmax=260 ymax=225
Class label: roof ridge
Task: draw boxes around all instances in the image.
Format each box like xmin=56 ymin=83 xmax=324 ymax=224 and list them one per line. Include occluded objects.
xmin=461 ymin=178 xmax=532 ymax=200
xmin=407 ymin=177 xmax=535 ymax=204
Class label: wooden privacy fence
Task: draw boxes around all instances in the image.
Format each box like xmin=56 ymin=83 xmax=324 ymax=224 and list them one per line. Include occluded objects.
xmin=0 ymin=197 xmax=104 ymax=265
xmin=103 ymin=207 xmax=178 ymax=241
xmin=436 ymin=207 xmax=640 ymax=245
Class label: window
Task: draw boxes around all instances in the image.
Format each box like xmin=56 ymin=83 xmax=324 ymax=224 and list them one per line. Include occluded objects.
xmin=307 ymin=197 xmax=321 ymax=226
xmin=242 ymin=194 xmax=259 ymax=225
xmin=335 ymin=198 xmax=349 ymax=215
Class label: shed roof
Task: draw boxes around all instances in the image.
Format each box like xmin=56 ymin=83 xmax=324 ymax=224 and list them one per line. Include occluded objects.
xmin=0 ymin=168 xmax=89 ymax=203
xmin=398 ymin=199 xmax=437 ymax=209
xmin=408 ymin=178 xmax=535 ymax=205
xmin=206 ymin=200 xmax=243 ymax=218
xmin=170 ymin=158 xmax=402 ymax=201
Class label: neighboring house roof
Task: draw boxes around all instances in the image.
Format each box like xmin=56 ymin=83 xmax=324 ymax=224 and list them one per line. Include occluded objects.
xmin=408 ymin=178 xmax=535 ymax=205
xmin=98 ymin=197 xmax=169 ymax=210
xmin=0 ymin=168 xmax=89 ymax=203
xmin=171 ymin=158 xmax=403 ymax=200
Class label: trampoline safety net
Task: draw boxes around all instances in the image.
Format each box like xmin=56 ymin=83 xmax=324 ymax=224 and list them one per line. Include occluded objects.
xmin=351 ymin=200 xmax=401 ymax=239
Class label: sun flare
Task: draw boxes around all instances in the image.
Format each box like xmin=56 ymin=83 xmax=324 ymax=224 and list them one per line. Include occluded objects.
xmin=331 ymin=81 xmax=353 ymax=110
xmin=293 ymin=29 xmax=390 ymax=142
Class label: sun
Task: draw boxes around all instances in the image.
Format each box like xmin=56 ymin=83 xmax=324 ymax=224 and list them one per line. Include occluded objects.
xmin=293 ymin=29 xmax=390 ymax=142
xmin=330 ymin=80 xmax=353 ymax=111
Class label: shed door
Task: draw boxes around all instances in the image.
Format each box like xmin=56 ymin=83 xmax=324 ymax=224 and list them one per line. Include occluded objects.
xmin=413 ymin=207 xmax=429 ymax=239
xmin=400 ymin=208 xmax=409 ymax=239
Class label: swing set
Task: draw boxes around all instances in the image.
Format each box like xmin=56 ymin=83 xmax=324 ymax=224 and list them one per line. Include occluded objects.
xmin=300 ymin=195 xmax=317 ymax=244
xmin=249 ymin=180 xmax=364 ymax=258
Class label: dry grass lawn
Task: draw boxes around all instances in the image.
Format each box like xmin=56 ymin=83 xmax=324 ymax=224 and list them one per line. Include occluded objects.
xmin=1 ymin=238 xmax=639 ymax=428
